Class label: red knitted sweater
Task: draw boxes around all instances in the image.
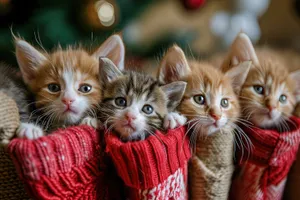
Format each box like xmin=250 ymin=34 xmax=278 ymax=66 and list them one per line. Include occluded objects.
xmin=105 ymin=126 xmax=191 ymax=200
xmin=8 ymin=125 xmax=123 ymax=200
xmin=230 ymin=116 xmax=300 ymax=200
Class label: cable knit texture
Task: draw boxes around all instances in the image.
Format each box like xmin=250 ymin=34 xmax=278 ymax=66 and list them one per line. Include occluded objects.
xmin=230 ymin=116 xmax=300 ymax=200
xmin=189 ymin=130 xmax=234 ymax=200
xmin=8 ymin=125 xmax=114 ymax=200
xmin=105 ymin=126 xmax=191 ymax=200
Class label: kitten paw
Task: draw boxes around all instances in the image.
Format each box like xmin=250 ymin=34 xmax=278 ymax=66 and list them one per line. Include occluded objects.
xmin=163 ymin=112 xmax=187 ymax=130
xmin=16 ymin=123 xmax=44 ymax=140
xmin=80 ymin=117 xmax=101 ymax=129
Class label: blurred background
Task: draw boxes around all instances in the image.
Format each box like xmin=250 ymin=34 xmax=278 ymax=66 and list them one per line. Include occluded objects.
xmin=1 ymin=0 xmax=300 ymax=72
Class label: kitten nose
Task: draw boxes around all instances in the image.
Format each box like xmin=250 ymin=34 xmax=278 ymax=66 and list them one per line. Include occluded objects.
xmin=267 ymin=106 xmax=275 ymax=112
xmin=62 ymin=98 xmax=75 ymax=105
xmin=210 ymin=113 xmax=220 ymax=121
xmin=126 ymin=112 xmax=136 ymax=122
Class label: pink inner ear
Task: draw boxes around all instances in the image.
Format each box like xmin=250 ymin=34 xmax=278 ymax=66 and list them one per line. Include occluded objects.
xmin=163 ymin=67 xmax=180 ymax=83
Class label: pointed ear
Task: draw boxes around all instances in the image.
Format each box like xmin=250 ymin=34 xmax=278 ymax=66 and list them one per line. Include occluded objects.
xmin=93 ymin=34 xmax=125 ymax=70
xmin=221 ymin=32 xmax=259 ymax=72
xmin=225 ymin=61 xmax=252 ymax=94
xmin=15 ymin=39 xmax=48 ymax=84
xmin=290 ymin=70 xmax=300 ymax=101
xmin=158 ymin=45 xmax=191 ymax=84
xmin=161 ymin=81 xmax=187 ymax=111
xmin=99 ymin=57 xmax=123 ymax=84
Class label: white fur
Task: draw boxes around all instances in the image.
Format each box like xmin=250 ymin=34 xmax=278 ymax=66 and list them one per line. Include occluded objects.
xmin=114 ymin=100 xmax=148 ymax=140
xmin=16 ymin=122 xmax=44 ymax=140
xmin=49 ymin=70 xmax=91 ymax=124
xmin=80 ymin=116 xmax=101 ymax=129
xmin=163 ymin=112 xmax=187 ymax=129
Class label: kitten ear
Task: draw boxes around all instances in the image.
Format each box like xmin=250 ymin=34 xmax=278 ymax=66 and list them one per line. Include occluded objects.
xmin=15 ymin=39 xmax=48 ymax=84
xmin=93 ymin=34 xmax=125 ymax=70
xmin=161 ymin=81 xmax=187 ymax=111
xmin=221 ymin=32 xmax=259 ymax=72
xmin=225 ymin=61 xmax=252 ymax=94
xmin=290 ymin=70 xmax=300 ymax=100
xmin=99 ymin=57 xmax=123 ymax=84
xmin=158 ymin=45 xmax=191 ymax=84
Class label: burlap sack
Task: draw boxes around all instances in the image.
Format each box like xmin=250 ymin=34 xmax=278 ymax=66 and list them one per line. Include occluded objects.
xmin=0 ymin=91 xmax=29 ymax=199
xmin=189 ymin=131 xmax=234 ymax=200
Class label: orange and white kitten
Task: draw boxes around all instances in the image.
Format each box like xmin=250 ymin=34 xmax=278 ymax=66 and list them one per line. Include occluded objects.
xmin=15 ymin=34 xmax=125 ymax=139
xmin=220 ymin=33 xmax=300 ymax=129
xmin=158 ymin=45 xmax=251 ymax=137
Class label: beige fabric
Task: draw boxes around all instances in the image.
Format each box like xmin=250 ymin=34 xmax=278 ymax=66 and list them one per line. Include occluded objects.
xmin=189 ymin=131 xmax=234 ymax=200
xmin=0 ymin=91 xmax=30 ymax=199
xmin=0 ymin=92 xmax=19 ymax=146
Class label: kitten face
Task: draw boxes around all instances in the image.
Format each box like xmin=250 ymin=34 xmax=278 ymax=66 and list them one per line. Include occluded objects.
xmin=99 ymin=58 xmax=186 ymax=141
xmin=158 ymin=46 xmax=250 ymax=136
xmin=222 ymin=33 xmax=300 ymax=129
xmin=15 ymin=35 xmax=125 ymax=129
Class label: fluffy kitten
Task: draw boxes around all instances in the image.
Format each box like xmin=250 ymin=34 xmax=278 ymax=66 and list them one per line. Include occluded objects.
xmin=15 ymin=34 xmax=125 ymax=139
xmin=0 ymin=64 xmax=31 ymax=122
xmin=158 ymin=45 xmax=251 ymax=138
xmin=98 ymin=58 xmax=186 ymax=141
xmin=221 ymin=33 xmax=300 ymax=130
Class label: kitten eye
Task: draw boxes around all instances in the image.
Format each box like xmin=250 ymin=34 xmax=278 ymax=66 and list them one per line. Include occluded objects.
xmin=115 ymin=97 xmax=127 ymax=107
xmin=193 ymin=95 xmax=205 ymax=105
xmin=279 ymin=94 xmax=287 ymax=103
xmin=142 ymin=104 xmax=153 ymax=114
xmin=253 ymin=85 xmax=264 ymax=95
xmin=220 ymin=98 xmax=229 ymax=108
xmin=79 ymin=84 xmax=92 ymax=93
xmin=48 ymin=83 xmax=60 ymax=93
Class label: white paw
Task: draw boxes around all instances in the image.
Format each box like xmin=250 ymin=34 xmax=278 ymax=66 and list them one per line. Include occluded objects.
xmin=163 ymin=112 xmax=187 ymax=130
xmin=80 ymin=117 xmax=101 ymax=129
xmin=16 ymin=123 xmax=44 ymax=140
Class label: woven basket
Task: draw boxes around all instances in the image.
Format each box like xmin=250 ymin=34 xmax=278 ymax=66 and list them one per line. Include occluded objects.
xmin=0 ymin=92 xmax=30 ymax=199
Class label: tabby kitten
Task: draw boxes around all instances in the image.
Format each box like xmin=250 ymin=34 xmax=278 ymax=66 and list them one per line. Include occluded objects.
xmin=158 ymin=45 xmax=251 ymax=137
xmin=15 ymin=34 xmax=125 ymax=139
xmin=98 ymin=58 xmax=186 ymax=141
xmin=221 ymin=33 xmax=300 ymax=129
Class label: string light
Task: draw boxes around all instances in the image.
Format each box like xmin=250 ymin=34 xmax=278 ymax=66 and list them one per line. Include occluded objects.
xmin=94 ymin=1 xmax=115 ymax=27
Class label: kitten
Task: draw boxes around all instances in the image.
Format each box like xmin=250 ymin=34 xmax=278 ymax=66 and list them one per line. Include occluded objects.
xmin=0 ymin=64 xmax=31 ymax=123
xmin=158 ymin=45 xmax=251 ymax=138
xmin=15 ymin=34 xmax=125 ymax=139
xmin=98 ymin=58 xmax=186 ymax=141
xmin=220 ymin=33 xmax=300 ymax=130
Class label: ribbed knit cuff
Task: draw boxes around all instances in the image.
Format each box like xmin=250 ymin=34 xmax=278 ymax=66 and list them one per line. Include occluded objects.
xmin=240 ymin=116 xmax=300 ymax=185
xmin=105 ymin=126 xmax=191 ymax=190
xmin=8 ymin=125 xmax=102 ymax=199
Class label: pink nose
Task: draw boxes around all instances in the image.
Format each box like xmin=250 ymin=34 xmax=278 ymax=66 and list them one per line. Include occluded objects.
xmin=210 ymin=113 xmax=220 ymax=121
xmin=267 ymin=106 xmax=275 ymax=112
xmin=126 ymin=112 xmax=136 ymax=122
xmin=62 ymin=98 xmax=74 ymax=106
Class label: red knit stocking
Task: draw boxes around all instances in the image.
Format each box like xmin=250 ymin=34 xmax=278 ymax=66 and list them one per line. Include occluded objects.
xmin=8 ymin=125 xmax=121 ymax=200
xmin=230 ymin=116 xmax=300 ymax=200
xmin=105 ymin=126 xmax=191 ymax=200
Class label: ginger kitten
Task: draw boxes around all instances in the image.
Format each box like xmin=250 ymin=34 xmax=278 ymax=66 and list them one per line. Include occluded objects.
xmin=15 ymin=34 xmax=125 ymax=139
xmin=98 ymin=58 xmax=186 ymax=141
xmin=221 ymin=33 xmax=300 ymax=130
xmin=158 ymin=45 xmax=251 ymax=138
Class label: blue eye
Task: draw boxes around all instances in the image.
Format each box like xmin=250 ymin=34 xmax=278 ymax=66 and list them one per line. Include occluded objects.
xmin=253 ymin=85 xmax=264 ymax=95
xmin=79 ymin=84 xmax=92 ymax=93
xmin=48 ymin=83 xmax=60 ymax=93
xmin=279 ymin=94 xmax=287 ymax=103
xmin=115 ymin=97 xmax=126 ymax=107
xmin=193 ymin=95 xmax=205 ymax=105
xmin=142 ymin=104 xmax=153 ymax=114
